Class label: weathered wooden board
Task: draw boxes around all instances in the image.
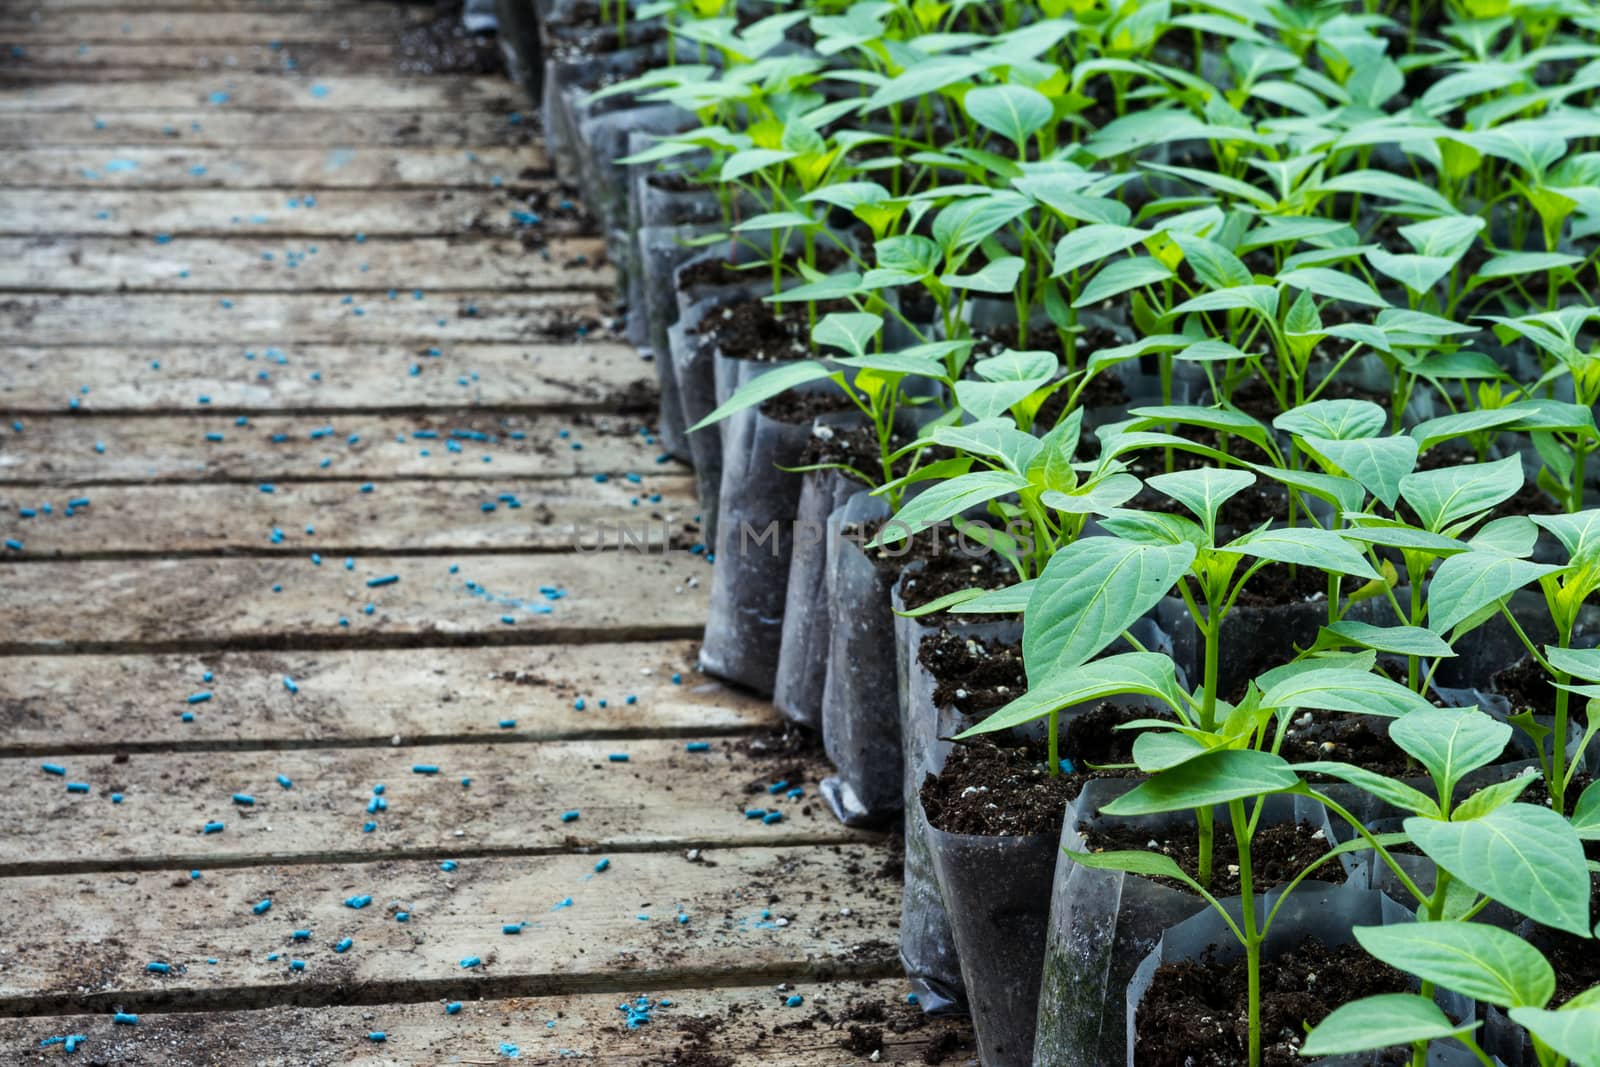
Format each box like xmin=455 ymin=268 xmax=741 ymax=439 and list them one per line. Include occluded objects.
xmin=0 ymin=75 xmax=517 ymax=111
xmin=0 ymin=109 xmax=538 ymax=146
xmin=0 ymin=293 xmax=608 ymax=344
xmin=0 ymin=738 xmax=855 ymax=871
xmin=0 ymin=414 xmax=672 ymax=482
xmin=0 ymin=477 xmax=695 ymax=557
xmin=0 ymin=982 xmax=969 ymax=1066
xmin=0 ymin=237 xmax=611 ymax=291
xmin=0 ymin=10 xmax=433 ymax=42
xmin=0 ymin=642 xmax=766 ymax=755
xmin=0 ymin=343 xmax=649 ymax=412
xmin=3 ymin=146 xmax=549 ymax=187
xmin=0 ymin=189 xmax=586 ymax=237
xmin=0 ymin=552 xmax=713 ymax=653
xmin=0 ymin=846 xmax=902 ymax=1013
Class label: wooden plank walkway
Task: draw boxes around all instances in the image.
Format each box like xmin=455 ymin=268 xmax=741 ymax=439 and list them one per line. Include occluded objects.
xmin=0 ymin=2 xmax=971 ymax=1062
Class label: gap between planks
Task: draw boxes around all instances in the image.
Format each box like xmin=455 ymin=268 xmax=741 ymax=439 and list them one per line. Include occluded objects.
xmin=0 ymin=75 xmax=519 ymax=111
xmin=0 ymin=981 xmax=967 ymax=1065
xmin=2 ymin=146 xmax=552 ymax=188
xmin=0 ymin=109 xmax=541 ymax=147
xmin=0 ymin=642 xmax=766 ymax=757
xmin=0 ymin=847 xmax=902 ymax=1016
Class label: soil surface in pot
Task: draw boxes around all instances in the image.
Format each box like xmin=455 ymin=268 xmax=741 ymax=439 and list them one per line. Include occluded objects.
xmin=1277 ymin=713 xmax=1418 ymax=779
xmin=882 ymin=527 xmax=1019 ymax=626
xmin=758 ymin=390 xmax=860 ymax=425
xmin=1081 ymin=818 xmax=1347 ymax=898
xmin=1135 ymin=939 xmax=1412 ymax=1067
xmin=920 ymin=738 xmax=1074 ymax=837
xmin=1492 ymin=655 xmax=1558 ymax=716
xmin=694 ymin=294 xmax=857 ymax=362
xmin=799 ymin=424 xmax=915 ymax=487
xmin=396 ymin=1 xmax=503 ymax=75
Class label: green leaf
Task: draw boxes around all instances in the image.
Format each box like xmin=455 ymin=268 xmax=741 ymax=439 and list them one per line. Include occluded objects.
xmin=1040 ymin=474 xmax=1143 ymax=515
xmin=1354 ymin=922 xmax=1556 ymax=1009
xmin=952 ymin=581 xmax=1036 ymax=615
xmin=1406 ymin=804 xmax=1592 ymax=936
xmin=1171 ymin=285 xmax=1281 ymax=318
xmin=1101 ymin=748 xmax=1299 ymax=815
xmin=1473 ymin=251 xmax=1583 ymax=281
xmin=1023 ymin=538 xmax=1196 ymax=683
xmin=941 ymin=254 xmax=1026 ymax=293
xmin=1064 ymin=847 xmax=1204 ymax=895
xmin=959 ymin=652 xmax=1185 ymax=736
xmin=1051 ymin=224 xmax=1150 ymax=276
xmin=1320 ymin=621 xmax=1455 ymax=658
xmin=1427 ymin=550 xmax=1559 ymax=635
xmin=1389 ymin=707 xmax=1510 ymax=800
xmin=1367 ymin=249 xmax=1456 ymax=295
xmin=690 ymin=362 xmax=836 ymax=432
xmin=1226 ymin=527 xmax=1380 ymax=580
xmin=811 ymin=312 xmax=883 ymax=359
xmin=1300 ymin=995 xmax=1479 ymax=1056
xmin=732 ymin=210 xmax=816 ymax=233
xmin=1259 ymin=667 xmax=1434 ymax=718
xmin=1073 ymin=257 xmax=1174 ymax=308
xmin=1275 ymin=400 xmax=1385 ymax=442
xmin=875 ymin=471 xmax=1030 ymax=545
xmin=1278 ymin=267 xmax=1390 ymax=308
xmin=1572 ymin=779 xmax=1600 ymax=840
xmin=1294 ymin=761 xmax=1440 ymax=819
xmin=721 ymin=148 xmax=795 ymax=182
xmin=1398 ymin=455 xmax=1526 ymax=533
xmin=1299 ymin=435 xmax=1418 ymax=509
xmin=1409 ymin=409 xmax=1525 ymax=453
xmin=1170 ymin=231 xmax=1253 ymax=290
xmin=1147 ymin=468 xmax=1257 ymax=531
xmin=964 ymin=84 xmax=1053 ymax=151
xmin=1508 ymin=1005 xmax=1600 ymax=1067
xmin=1532 ymin=509 xmax=1600 ymax=567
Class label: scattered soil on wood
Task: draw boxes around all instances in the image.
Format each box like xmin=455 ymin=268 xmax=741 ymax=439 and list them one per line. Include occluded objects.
xmin=1135 ymin=939 xmax=1411 ymax=1066
xmin=920 ymin=738 xmax=1074 ymax=837
xmin=1082 ymin=819 xmax=1345 ymax=898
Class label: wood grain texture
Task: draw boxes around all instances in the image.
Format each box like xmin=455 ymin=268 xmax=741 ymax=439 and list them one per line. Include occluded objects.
xmin=0 ymin=643 xmax=765 ymax=755
xmin=0 ymin=342 xmax=648 ymax=412
xmin=0 ymin=738 xmax=856 ymax=872
xmin=0 ymin=552 xmax=714 ymax=652
xmin=0 ymin=237 xmax=611 ymax=291
xmin=0 ymin=10 xmax=434 ymax=42
xmin=0 ymin=477 xmax=695 ymax=557
xmin=0 ymin=413 xmax=671 ymax=482
xmin=0 ymin=189 xmax=587 ymax=237
xmin=0 ymin=292 xmax=609 ymax=344
xmin=0 ymin=846 xmax=902 ymax=1013
xmin=0 ymin=982 xmax=969 ymax=1066
xmin=0 ymin=75 xmax=517 ymax=111
xmin=0 ymin=109 xmax=538 ymax=146
xmin=2 ymin=146 xmax=549 ymax=187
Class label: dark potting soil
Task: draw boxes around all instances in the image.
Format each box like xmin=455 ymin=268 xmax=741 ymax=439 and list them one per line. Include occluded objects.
xmin=758 ymin=389 xmax=860 ymax=425
xmin=799 ymin=423 xmax=911 ymax=486
xmin=1082 ymin=819 xmax=1346 ymax=898
xmin=1278 ymin=714 xmax=1417 ymax=779
xmin=882 ymin=527 xmax=1020 ymax=625
xmin=1134 ymin=939 xmax=1411 ymax=1067
xmin=395 ymin=2 xmax=504 ymax=76
xmin=920 ymin=738 xmax=1075 ymax=837
xmin=917 ymin=630 xmax=1027 ymax=717
xmin=1232 ymin=562 xmax=1347 ymax=610
xmin=693 ymin=295 xmax=857 ymax=362
xmin=1493 ymin=655 xmax=1557 ymax=717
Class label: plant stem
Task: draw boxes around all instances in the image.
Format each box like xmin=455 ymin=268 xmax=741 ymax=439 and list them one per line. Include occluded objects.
xmin=1047 ymin=709 xmax=1060 ymax=779
xmin=1231 ymin=799 xmax=1262 ymax=1067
